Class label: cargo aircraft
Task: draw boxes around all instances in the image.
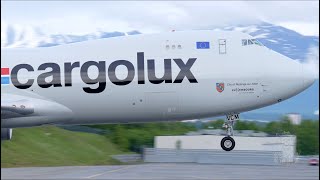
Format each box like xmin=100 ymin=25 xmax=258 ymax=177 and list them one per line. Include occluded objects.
xmin=1 ymin=30 xmax=316 ymax=151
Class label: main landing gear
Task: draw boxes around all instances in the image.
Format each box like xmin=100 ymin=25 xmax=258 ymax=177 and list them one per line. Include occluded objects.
xmin=220 ymin=113 xmax=239 ymax=151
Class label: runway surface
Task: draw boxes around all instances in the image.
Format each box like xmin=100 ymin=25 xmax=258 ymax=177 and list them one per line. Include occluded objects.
xmin=1 ymin=163 xmax=319 ymax=179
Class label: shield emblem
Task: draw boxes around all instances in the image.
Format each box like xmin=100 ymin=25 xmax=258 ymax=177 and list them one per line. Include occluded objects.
xmin=216 ymin=83 xmax=224 ymax=93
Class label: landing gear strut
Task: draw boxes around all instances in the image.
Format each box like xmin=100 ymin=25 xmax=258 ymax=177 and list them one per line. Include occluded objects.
xmin=220 ymin=113 xmax=239 ymax=151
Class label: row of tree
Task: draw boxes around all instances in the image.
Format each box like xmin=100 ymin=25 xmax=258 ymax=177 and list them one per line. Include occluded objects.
xmin=89 ymin=118 xmax=319 ymax=155
xmin=89 ymin=122 xmax=196 ymax=152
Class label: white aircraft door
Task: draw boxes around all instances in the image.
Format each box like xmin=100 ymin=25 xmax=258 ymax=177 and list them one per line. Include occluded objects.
xmin=219 ymin=39 xmax=227 ymax=54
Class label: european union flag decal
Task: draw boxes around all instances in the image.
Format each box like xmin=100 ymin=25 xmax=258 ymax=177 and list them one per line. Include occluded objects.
xmin=196 ymin=42 xmax=210 ymax=49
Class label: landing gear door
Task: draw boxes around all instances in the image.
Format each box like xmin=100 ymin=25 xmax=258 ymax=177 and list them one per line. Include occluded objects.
xmin=219 ymin=39 xmax=226 ymax=54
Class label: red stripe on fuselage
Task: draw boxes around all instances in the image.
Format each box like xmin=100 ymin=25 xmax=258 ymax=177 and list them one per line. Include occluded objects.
xmin=1 ymin=68 xmax=9 ymax=75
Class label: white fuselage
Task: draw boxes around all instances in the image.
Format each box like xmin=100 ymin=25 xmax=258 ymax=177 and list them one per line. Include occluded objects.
xmin=1 ymin=31 xmax=315 ymax=128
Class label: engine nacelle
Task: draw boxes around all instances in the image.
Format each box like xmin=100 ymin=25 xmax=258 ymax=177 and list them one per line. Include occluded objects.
xmin=1 ymin=128 xmax=13 ymax=141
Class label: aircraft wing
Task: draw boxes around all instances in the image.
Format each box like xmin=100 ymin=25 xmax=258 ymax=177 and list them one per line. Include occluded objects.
xmin=1 ymin=92 xmax=74 ymax=128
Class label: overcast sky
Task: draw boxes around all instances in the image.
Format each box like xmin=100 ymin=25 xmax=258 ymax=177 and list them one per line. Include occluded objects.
xmin=1 ymin=1 xmax=319 ymax=36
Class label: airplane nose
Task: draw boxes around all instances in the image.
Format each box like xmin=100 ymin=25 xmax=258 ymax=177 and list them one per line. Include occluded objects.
xmin=301 ymin=65 xmax=316 ymax=89
xmin=262 ymin=52 xmax=316 ymax=103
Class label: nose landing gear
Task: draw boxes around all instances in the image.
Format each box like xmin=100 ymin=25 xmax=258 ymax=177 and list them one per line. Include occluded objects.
xmin=220 ymin=113 xmax=239 ymax=151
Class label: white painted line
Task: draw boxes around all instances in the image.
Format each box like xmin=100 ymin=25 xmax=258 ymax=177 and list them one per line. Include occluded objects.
xmin=84 ymin=166 xmax=135 ymax=179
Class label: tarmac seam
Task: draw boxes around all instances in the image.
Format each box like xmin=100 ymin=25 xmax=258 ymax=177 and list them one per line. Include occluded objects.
xmin=83 ymin=165 xmax=135 ymax=179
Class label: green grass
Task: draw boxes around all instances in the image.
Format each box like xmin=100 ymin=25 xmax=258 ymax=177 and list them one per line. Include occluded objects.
xmin=1 ymin=126 xmax=123 ymax=168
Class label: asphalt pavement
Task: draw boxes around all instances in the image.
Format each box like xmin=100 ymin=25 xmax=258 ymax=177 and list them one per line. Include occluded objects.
xmin=1 ymin=163 xmax=319 ymax=179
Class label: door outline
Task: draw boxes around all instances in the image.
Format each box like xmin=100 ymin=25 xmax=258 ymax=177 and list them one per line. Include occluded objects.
xmin=219 ymin=39 xmax=226 ymax=54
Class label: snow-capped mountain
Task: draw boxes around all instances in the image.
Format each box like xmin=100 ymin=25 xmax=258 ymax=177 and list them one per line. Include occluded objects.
xmin=217 ymin=22 xmax=319 ymax=61
xmin=1 ymin=23 xmax=141 ymax=48
xmin=2 ymin=22 xmax=318 ymax=61
xmin=1 ymin=22 xmax=319 ymax=120
xmin=2 ymin=22 xmax=318 ymax=56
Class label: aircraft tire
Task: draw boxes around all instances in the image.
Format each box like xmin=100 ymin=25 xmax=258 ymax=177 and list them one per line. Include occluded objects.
xmin=220 ymin=136 xmax=235 ymax=151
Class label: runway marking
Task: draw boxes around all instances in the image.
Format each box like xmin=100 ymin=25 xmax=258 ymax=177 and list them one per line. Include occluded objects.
xmin=84 ymin=165 xmax=135 ymax=179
